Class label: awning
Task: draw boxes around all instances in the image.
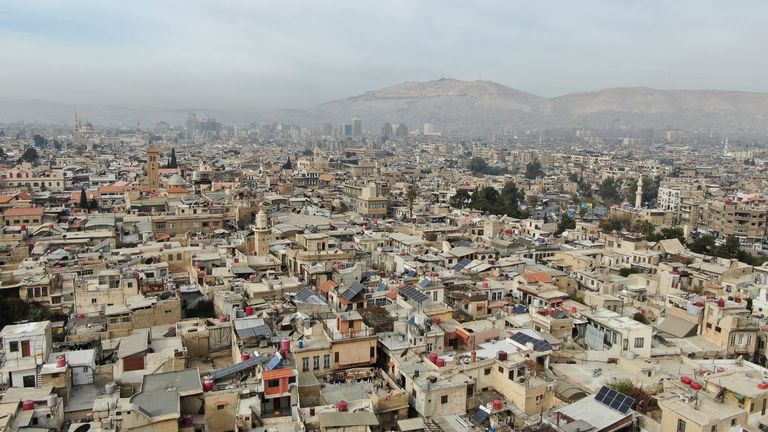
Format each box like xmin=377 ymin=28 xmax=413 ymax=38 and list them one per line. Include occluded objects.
xmin=655 ymin=316 xmax=698 ymax=338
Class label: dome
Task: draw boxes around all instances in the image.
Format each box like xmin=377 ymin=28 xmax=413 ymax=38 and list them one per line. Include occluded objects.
xmin=167 ymin=174 xmax=186 ymax=186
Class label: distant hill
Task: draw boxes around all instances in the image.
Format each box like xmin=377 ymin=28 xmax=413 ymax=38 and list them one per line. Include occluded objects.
xmin=4 ymin=79 xmax=768 ymax=135
xmin=280 ymin=79 xmax=768 ymax=135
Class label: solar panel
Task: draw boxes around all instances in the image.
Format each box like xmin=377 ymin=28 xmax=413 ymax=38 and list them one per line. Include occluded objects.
xmin=400 ymin=285 xmax=430 ymax=304
xmin=265 ymin=352 xmax=283 ymax=371
xmin=510 ymin=332 xmax=552 ymax=352
xmin=594 ymin=386 xmax=635 ymax=414
xmin=294 ymin=287 xmax=315 ymax=302
xmin=209 ymin=355 xmax=267 ymax=380
xmin=618 ymin=399 xmax=634 ymax=414
xmin=595 ymin=386 xmax=609 ymax=400
xmin=471 ymin=409 xmax=490 ymax=425
xmin=452 ymin=258 xmax=472 ymax=271
xmin=341 ymin=283 xmax=366 ymax=301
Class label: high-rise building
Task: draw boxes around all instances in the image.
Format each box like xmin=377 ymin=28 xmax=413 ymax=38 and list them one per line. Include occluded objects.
xmin=322 ymin=123 xmax=332 ymax=137
xmin=381 ymin=122 xmax=393 ymax=140
xmin=353 ymin=117 xmax=362 ymax=137
xmin=341 ymin=123 xmax=353 ymax=137
xmin=423 ymin=123 xmax=435 ymax=135
xmin=185 ymin=112 xmax=199 ymax=131
xmin=147 ymin=147 xmax=160 ymax=192
xmin=395 ymin=123 xmax=409 ymax=138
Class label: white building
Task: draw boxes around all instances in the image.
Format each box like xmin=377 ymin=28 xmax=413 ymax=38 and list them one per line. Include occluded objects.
xmin=0 ymin=321 xmax=53 ymax=388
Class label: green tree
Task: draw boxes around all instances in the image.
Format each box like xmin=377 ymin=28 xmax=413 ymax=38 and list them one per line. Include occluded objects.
xmin=524 ymin=159 xmax=545 ymax=179
xmin=608 ymin=378 xmax=635 ymax=395
xmin=688 ymin=234 xmax=716 ymax=255
xmin=633 ymin=220 xmax=655 ymax=238
xmin=653 ymin=227 xmax=686 ymax=244
xmin=449 ymin=189 xmax=472 ymax=209
xmin=18 ymin=147 xmax=38 ymax=163
xmin=468 ymin=157 xmax=507 ymax=175
xmin=282 ymin=156 xmax=292 ymax=169
xmin=527 ymin=195 xmax=540 ymax=210
xmin=79 ymin=188 xmax=88 ymax=210
xmin=598 ymin=177 xmax=622 ymax=204
xmin=555 ymin=212 xmax=576 ymax=236
xmin=715 ymin=235 xmax=741 ymax=259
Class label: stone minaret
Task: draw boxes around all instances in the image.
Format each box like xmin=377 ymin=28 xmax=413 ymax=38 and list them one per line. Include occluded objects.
xmin=253 ymin=206 xmax=270 ymax=257
xmin=147 ymin=147 xmax=160 ymax=192
xmin=635 ymin=176 xmax=644 ymax=208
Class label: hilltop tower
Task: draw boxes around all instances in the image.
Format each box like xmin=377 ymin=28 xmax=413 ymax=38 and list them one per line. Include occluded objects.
xmin=635 ymin=176 xmax=644 ymax=208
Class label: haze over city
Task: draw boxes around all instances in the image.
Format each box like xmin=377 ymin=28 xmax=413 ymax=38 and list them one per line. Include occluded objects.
xmin=2 ymin=0 xmax=768 ymax=111
xmin=4 ymin=4 xmax=768 ymax=432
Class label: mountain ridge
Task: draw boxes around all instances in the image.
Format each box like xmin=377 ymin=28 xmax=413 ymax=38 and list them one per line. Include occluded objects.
xmin=3 ymin=79 xmax=768 ymax=134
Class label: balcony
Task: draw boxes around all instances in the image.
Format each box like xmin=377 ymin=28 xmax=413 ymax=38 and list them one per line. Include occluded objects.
xmin=323 ymin=320 xmax=375 ymax=341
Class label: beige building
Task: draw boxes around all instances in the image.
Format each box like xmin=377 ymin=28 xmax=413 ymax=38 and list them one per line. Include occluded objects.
xmin=706 ymin=199 xmax=768 ymax=241
xmin=699 ymin=300 xmax=759 ymax=356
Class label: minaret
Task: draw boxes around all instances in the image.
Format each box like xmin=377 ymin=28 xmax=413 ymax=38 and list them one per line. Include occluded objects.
xmin=253 ymin=206 xmax=270 ymax=257
xmin=635 ymin=176 xmax=644 ymax=208
xmin=147 ymin=147 xmax=160 ymax=192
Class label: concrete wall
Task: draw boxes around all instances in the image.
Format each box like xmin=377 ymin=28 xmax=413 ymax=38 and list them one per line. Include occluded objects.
xmin=204 ymin=388 xmax=238 ymax=432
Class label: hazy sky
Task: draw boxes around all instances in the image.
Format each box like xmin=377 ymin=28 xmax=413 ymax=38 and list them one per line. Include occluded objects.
xmin=1 ymin=0 xmax=767 ymax=110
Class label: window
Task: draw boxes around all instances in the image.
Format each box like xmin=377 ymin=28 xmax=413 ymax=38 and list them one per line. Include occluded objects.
xmin=623 ymin=339 xmax=628 ymax=350
xmin=508 ymin=370 xmax=514 ymax=380
xmin=441 ymin=395 xmax=448 ymax=404
xmin=334 ymin=352 xmax=339 ymax=363
xmin=27 ymin=288 xmax=33 ymax=298
xmin=498 ymin=366 xmax=503 ymax=373
xmin=302 ymin=357 xmax=309 ymax=372
xmin=313 ymin=356 xmax=320 ymax=370
xmin=370 ymin=346 xmax=376 ymax=359
xmin=484 ymin=368 xmax=491 ymax=376
xmin=677 ymin=419 xmax=686 ymax=432
xmin=324 ymin=354 xmax=330 ymax=369
xmin=267 ymin=380 xmax=280 ymax=388
xmin=9 ymin=341 xmax=18 ymax=352
xmin=634 ymin=338 xmax=644 ymax=349
xmin=92 ymin=298 xmax=97 ymax=304
xmin=22 ymin=375 xmax=36 ymax=388
xmin=711 ymin=425 xmax=717 ymax=432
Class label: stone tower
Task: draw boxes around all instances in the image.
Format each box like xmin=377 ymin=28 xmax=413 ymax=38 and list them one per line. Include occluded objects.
xmin=635 ymin=176 xmax=643 ymax=208
xmin=253 ymin=206 xmax=270 ymax=257
xmin=147 ymin=147 xmax=160 ymax=192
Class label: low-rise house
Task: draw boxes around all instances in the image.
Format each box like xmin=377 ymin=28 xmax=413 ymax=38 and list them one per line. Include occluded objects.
xmin=0 ymin=321 xmax=52 ymax=388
